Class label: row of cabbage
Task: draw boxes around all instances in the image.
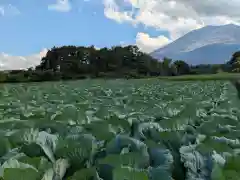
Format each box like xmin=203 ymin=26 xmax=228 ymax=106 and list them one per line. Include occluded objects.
xmin=0 ymin=80 xmax=238 ymax=179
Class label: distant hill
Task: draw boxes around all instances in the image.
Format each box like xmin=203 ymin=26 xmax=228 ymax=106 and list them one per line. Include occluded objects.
xmin=151 ymin=24 xmax=240 ymax=65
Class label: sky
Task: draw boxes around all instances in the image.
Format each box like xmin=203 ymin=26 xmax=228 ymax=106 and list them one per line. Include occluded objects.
xmin=0 ymin=0 xmax=240 ymax=70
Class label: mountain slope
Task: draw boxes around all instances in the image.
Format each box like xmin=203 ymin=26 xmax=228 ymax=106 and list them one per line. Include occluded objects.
xmin=151 ymin=24 xmax=240 ymax=65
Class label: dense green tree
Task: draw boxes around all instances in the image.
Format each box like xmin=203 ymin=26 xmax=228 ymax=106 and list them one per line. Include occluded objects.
xmin=172 ymin=60 xmax=191 ymax=75
xmin=35 ymin=45 xmax=168 ymax=79
xmin=228 ymin=52 xmax=240 ymax=72
xmin=162 ymin=57 xmax=172 ymax=75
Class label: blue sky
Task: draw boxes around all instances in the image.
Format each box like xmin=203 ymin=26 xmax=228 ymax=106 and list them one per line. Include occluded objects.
xmin=0 ymin=0 xmax=170 ymax=56
xmin=0 ymin=0 xmax=238 ymax=70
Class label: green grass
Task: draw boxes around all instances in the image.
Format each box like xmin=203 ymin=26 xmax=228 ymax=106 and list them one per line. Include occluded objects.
xmin=158 ymin=73 xmax=240 ymax=81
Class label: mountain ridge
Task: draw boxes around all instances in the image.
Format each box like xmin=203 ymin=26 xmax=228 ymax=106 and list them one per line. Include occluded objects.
xmin=151 ymin=24 xmax=240 ymax=65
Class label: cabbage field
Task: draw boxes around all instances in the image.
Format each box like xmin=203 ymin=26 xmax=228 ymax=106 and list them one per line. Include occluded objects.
xmin=0 ymin=79 xmax=239 ymax=180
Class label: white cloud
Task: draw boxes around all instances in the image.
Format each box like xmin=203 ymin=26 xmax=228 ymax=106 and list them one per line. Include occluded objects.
xmin=48 ymin=0 xmax=71 ymax=12
xmin=0 ymin=7 xmax=4 ymax=16
xmin=136 ymin=32 xmax=171 ymax=53
xmin=103 ymin=0 xmax=240 ymax=51
xmin=0 ymin=4 xmax=20 ymax=16
xmin=120 ymin=41 xmax=126 ymax=46
xmin=0 ymin=49 xmax=48 ymax=71
xmin=103 ymin=0 xmax=135 ymax=23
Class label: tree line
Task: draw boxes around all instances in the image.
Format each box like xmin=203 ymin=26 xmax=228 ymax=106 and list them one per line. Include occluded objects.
xmin=0 ymin=45 xmax=239 ymax=83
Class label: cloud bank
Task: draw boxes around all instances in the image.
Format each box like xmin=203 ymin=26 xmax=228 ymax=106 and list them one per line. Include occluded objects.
xmin=103 ymin=0 xmax=240 ymax=52
xmin=136 ymin=32 xmax=171 ymax=53
xmin=0 ymin=49 xmax=48 ymax=71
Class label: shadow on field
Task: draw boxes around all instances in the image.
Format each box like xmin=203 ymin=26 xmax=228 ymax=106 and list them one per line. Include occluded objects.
xmin=231 ymin=80 xmax=240 ymax=99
